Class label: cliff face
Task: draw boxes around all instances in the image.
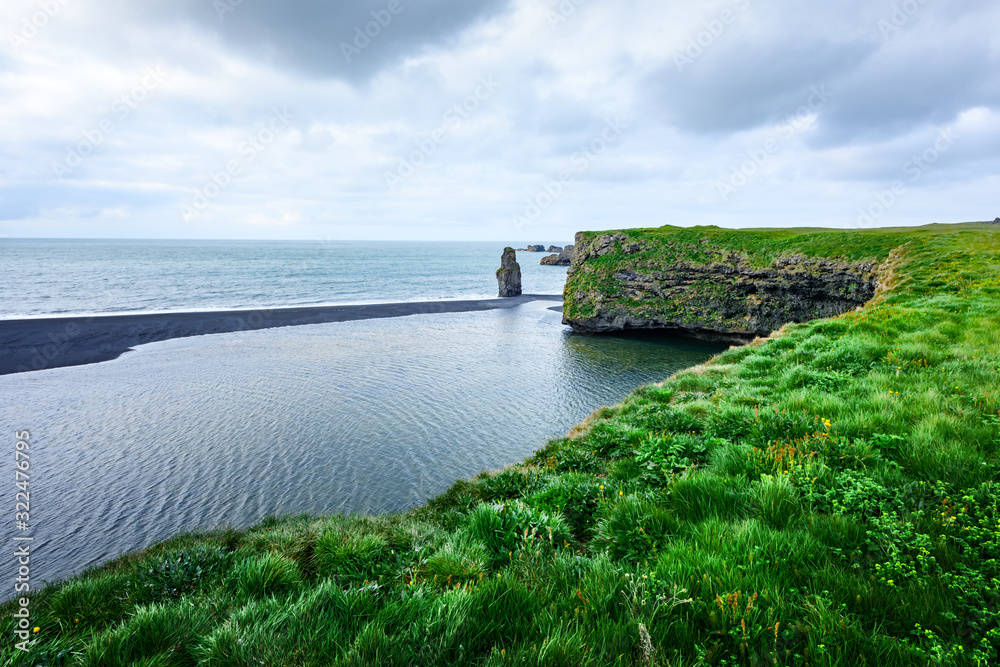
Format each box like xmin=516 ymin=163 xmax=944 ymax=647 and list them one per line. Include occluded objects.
xmin=563 ymin=228 xmax=894 ymax=343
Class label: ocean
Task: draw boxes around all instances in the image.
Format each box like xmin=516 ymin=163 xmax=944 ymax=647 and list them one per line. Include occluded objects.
xmin=0 ymin=240 xmax=723 ymax=592
xmin=0 ymin=239 xmax=569 ymax=318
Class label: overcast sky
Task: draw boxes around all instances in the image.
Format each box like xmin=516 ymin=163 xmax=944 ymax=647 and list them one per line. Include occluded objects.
xmin=1 ymin=0 xmax=997 ymax=241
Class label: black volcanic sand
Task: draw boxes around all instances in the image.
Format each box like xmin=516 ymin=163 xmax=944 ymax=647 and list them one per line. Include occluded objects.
xmin=0 ymin=295 xmax=563 ymax=376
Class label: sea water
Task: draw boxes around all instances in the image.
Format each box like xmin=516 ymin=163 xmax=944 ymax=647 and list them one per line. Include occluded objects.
xmin=0 ymin=239 xmax=569 ymax=318
xmin=0 ymin=240 xmax=723 ymax=590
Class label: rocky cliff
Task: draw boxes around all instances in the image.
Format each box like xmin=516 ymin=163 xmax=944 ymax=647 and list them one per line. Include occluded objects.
xmin=562 ymin=227 xmax=900 ymax=343
xmin=497 ymin=247 xmax=522 ymax=297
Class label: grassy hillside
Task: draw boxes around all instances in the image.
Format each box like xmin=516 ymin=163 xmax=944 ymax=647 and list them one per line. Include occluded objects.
xmin=4 ymin=224 xmax=1000 ymax=666
xmin=563 ymin=225 xmax=943 ymax=334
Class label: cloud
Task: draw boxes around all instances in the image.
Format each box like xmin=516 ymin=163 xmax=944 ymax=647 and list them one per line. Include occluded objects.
xmin=642 ymin=1 xmax=996 ymax=142
xmin=109 ymin=0 xmax=515 ymax=81
xmin=0 ymin=0 xmax=997 ymax=240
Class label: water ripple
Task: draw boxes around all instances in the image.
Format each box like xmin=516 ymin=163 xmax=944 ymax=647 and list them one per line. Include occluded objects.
xmin=0 ymin=301 xmax=722 ymax=591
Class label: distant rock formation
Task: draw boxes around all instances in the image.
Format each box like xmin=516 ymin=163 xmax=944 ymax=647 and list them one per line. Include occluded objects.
xmin=497 ymin=247 xmax=522 ymax=297
xmin=541 ymin=244 xmax=575 ymax=266
xmin=517 ymin=245 xmax=547 ymax=252
xmin=992 ymin=218 xmax=1000 ymax=224
xmin=547 ymin=246 xmax=563 ymax=253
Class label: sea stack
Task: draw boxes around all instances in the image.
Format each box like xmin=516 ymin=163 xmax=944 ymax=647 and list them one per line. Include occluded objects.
xmin=541 ymin=244 xmax=575 ymax=266
xmin=497 ymin=247 xmax=522 ymax=297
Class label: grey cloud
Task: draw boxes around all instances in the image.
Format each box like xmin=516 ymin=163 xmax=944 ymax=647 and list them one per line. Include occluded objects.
xmin=3 ymin=0 xmax=998 ymax=237
xmin=811 ymin=30 xmax=1000 ymax=146
xmin=112 ymin=0 xmax=513 ymax=81
xmin=644 ymin=36 xmax=874 ymax=136
xmin=642 ymin=0 xmax=999 ymax=147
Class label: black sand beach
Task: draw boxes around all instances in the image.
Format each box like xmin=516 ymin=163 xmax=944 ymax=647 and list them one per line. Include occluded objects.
xmin=0 ymin=295 xmax=563 ymax=376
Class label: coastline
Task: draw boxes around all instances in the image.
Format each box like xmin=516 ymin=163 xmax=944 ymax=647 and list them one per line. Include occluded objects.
xmin=3 ymin=225 xmax=999 ymax=663
xmin=0 ymin=294 xmax=563 ymax=376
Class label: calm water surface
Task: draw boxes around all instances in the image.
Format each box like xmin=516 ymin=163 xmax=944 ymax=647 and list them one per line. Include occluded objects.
xmin=0 ymin=240 xmax=568 ymax=318
xmin=1 ymin=301 xmax=722 ymax=590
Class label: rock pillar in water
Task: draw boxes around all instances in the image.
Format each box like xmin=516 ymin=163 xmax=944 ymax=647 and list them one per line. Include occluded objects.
xmin=540 ymin=244 xmax=575 ymax=266
xmin=497 ymin=247 xmax=522 ymax=297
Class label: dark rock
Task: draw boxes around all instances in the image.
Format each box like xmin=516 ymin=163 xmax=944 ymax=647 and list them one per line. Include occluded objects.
xmin=563 ymin=232 xmax=884 ymax=343
xmin=991 ymin=218 xmax=1000 ymax=224
xmin=546 ymin=245 xmax=563 ymax=253
xmin=497 ymin=248 xmax=522 ymax=297
xmin=527 ymin=245 xmax=547 ymax=252
xmin=541 ymin=244 xmax=575 ymax=266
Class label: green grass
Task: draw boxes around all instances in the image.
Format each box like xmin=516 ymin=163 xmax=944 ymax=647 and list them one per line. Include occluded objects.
xmin=4 ymin=223 xmax=1000 ymax=665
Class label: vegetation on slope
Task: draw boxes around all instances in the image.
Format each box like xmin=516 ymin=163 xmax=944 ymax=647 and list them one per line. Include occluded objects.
xmin=4 ymin=224 xmax=1000 ymax=666
xmin=563 ymin=225 xmax=910 ymax=335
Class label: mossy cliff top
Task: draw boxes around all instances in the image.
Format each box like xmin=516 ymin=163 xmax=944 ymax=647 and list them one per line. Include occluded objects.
xmin=563 ymin=223 xmax=998 ymax=343
xmin=4 ymin=223 xmax=1000 ymax=666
